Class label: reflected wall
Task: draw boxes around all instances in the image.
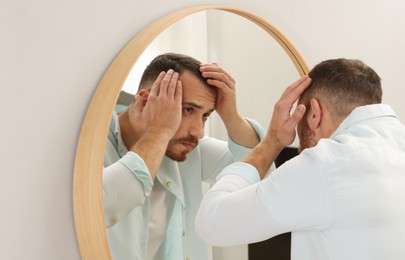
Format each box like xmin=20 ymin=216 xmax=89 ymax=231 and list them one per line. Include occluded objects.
xmin=121 ymin=10 xmax=299 ymax=145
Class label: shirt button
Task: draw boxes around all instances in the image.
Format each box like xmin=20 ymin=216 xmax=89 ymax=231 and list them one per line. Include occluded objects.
xmin=182 ymin=231 xmax=187 ymax=237
xmin=166 ymin=181 xmax=172 ymax=188
xmin=186 ymin=257 xmax=190 ymax=260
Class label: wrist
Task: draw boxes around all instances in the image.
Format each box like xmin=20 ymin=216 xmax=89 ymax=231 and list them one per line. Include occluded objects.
xmin=241 ymin=135 xmax=284 ymax=179
xmin=264 ymin=127 xmax=287 ymax=151
xmin=222 ymin=112 xmax=244 ymax=128
xmin=145 ymin=126 xmax=175 ymax=143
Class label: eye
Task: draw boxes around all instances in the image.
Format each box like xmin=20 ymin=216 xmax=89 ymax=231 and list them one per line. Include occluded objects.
xmin=202 ymin=112 xmax=212 ymax=121
xmin=183 ymin=107 xmax=194 ymax=115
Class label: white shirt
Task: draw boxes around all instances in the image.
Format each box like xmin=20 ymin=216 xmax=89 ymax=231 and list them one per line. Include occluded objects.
xmin=196 ymin=104 xmax=405 ymax=260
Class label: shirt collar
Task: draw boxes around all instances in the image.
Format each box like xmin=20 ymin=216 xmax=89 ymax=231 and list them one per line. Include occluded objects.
xmin=331 ymin=104 xmax=398 ymax=138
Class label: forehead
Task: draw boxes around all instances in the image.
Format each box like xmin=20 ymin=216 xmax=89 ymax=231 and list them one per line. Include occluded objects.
xmin=179 ymin=70 xmax=217 ymax=105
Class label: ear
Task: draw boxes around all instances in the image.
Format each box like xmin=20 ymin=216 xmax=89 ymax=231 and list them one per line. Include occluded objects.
xmin=137 ymin=89 xmax=149 ymax=107
xmin=308 ymin=98 xmax=322 ymax=130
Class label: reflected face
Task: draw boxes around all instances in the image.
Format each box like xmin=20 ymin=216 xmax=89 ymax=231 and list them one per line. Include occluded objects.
xmin=165 ymin=70 xmax=216 ymax=161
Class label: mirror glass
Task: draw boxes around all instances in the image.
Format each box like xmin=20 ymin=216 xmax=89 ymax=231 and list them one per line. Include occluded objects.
xmin=105 ymin=9 xmax=302 ymax=260
xmin=120 ymin=10 xmax=300 ymax=146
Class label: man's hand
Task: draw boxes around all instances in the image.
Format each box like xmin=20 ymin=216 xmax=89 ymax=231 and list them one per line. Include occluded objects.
xmin=266 ymin=76 xmax=311 ymax=149
xmin=128 ymin=69 xmax=182 ymax=179
xmin=200 ymin=63 xmax=237 ymax=122
xmin=242 ymin=76 xmax=311 ymax=179
xmin=200 ymin=63 xmax=259 ymax=147
xmin=133 ymin=69 xmax=183 ymax=141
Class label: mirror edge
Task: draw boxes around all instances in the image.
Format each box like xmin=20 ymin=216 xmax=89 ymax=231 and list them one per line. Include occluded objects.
xmin=73 ymin=5 xmax=309 ymax=260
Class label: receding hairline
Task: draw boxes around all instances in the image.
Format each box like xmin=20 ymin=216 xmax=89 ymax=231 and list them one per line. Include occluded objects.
xmin=138 ymin=53 xmax=204 ymax=91
xmin=138 ymin=69 xmax=212 ymax=90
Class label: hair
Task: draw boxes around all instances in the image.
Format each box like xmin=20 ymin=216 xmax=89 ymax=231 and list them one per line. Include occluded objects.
xmin=138 ymin=53 xmax=211 ymax=91
xmin=299 ymin=58 xmax=382 ymax=119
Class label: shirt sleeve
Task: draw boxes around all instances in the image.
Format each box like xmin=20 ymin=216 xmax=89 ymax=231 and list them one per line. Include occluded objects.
xmin=195 ymin=151 xmax=330 ymax=246
xmin=103 ymin=151 xmax=153 ymax=228
xmin=200 ymin=118 xmax=266 ymax=184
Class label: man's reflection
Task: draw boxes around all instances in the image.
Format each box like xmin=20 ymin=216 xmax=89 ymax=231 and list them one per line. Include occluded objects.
xmin=102 ymin=53 xmax=264 ymax=260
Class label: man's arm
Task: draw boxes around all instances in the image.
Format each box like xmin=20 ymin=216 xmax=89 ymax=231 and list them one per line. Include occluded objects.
xmin=122 ymin=70 xmax=183 ymax=180
xmin=200 ymin=64 xmax=259 ymax=147
xmin=242 ymin=76 xmax=311 ymax=178
xmin=195 ymin=77 xmax=315 ymax=245
xmin=103 ymin=70 xmax=183 ymax=227
xmin=103 ymin=152 xmax=149 ymax=228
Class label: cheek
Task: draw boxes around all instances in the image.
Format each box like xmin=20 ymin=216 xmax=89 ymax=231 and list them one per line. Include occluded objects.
xmin=174 ymin=116 xmax=195 ymax=136
xmin=298 ymin=121 xmax=312 ymax=142
xmin=173 ymin=122 xmax=186 ymax=137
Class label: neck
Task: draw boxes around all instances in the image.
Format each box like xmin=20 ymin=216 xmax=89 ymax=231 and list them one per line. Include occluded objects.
xmin=118 ymin=110 xmax=141 ymax=150
xmin=319 ymin=107 xmax=341 ymax=139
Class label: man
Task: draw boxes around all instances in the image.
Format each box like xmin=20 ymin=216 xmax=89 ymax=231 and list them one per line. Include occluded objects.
xmin=103 ymin=53 xmax=264 ymax=260
xmin=196 ymin=58 xmax=405 ymax=259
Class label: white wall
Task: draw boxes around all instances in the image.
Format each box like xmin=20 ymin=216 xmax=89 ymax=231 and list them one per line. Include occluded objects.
xmin=1 ymin=0 xmax=404 ymax=259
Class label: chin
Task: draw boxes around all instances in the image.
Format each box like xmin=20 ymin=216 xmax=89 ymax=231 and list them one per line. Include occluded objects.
xmin=166 ymin=151 xmax=188 ymax=162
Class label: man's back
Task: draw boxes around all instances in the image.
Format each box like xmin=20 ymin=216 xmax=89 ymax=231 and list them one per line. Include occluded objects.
xmin=292 ymin=104 xmax=405 ymax=259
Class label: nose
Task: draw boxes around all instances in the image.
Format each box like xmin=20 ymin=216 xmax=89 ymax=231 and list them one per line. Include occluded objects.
xmin=189 ymin=119 xmax=205 ymax=139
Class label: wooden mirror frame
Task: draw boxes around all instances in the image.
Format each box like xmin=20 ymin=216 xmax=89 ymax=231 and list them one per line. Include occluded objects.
xmin=73 ymin=5 xmax=309 ymax=260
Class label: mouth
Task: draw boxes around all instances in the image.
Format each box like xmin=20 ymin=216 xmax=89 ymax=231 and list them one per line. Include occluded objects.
xmin=181 ymin=142 xmax=196 ymax=151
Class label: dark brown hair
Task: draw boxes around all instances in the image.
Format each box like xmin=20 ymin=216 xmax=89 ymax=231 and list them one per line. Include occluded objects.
xmin=300 ymin=58 xmax=382 ymax=119
xmin=138 ymin=53 xmax=210 ymax=91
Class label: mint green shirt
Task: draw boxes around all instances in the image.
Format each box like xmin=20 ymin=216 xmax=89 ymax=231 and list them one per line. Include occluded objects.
xmin=103 ymin=111 xmax=264 ymax=260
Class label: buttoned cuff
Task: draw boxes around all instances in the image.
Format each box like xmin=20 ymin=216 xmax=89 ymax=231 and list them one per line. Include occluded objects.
xmin=120 ymin=151 xmax=153 ymax=195
xmin=217 ymin=162 xmax=260 ymax=184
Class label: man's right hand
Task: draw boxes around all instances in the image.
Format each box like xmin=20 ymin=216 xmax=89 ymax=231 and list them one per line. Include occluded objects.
xmin=127 ymin=69 xmax=183 ymax=179
xmin=241 ymin=76 xmax=311 ymax=179
xmin=265 ymin=76 xmax=311 ymax=150
xmin=133 ymin=69 xmax=183 ymax=141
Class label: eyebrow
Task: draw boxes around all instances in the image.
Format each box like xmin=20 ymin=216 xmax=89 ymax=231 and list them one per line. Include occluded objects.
xmin=182 ymin=101 xmax=215 ymax=114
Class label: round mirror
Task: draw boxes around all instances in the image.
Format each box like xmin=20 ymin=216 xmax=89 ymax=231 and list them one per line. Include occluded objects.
xmin=73 ymin=6 xmax=308 ymax=260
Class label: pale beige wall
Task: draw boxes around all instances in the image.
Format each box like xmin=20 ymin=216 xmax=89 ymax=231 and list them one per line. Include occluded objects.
xmin=1 ymin=0 xmax=404 ymax=259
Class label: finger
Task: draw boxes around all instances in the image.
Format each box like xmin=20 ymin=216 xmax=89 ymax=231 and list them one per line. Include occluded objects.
xmin=284 ymin=77 xmax=311 ymax=104
xmin=174 ymin=80 xmax=183 ymax=102
xmin=284 ymin=77 xmax=311 ymax=105
xmin=169 ymin=72 xmax=179 ymax=95
xmin=150 ymin=71 xmax=167 ymax=96
xmin=206 ymin=79 xmax=231 ymax=94
xmin=160 ymin=69 xmax=175 ymax=96
xmin=200 ymin=63 xmax=218 ymax=68
xmin=285 ymin=104 xmax=306 ymax=130
xmin=279 ymin=76 xmax=310 ymax=100
xmin=200 ymin=64 xmax=235 ymax=83
xmin=278 ymin=76 xmax=308 ymax=100
xmin=167 ymin=72 xmax=180 ymax=98
xmin=203 ymin=71 xmax=234 ymax=89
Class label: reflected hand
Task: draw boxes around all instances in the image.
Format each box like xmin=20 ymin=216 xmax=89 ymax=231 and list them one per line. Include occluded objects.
xmin=200 ymin=63 xmax=238 ymax=122
xmin=134 ymin=69 xmax=183 ymax=140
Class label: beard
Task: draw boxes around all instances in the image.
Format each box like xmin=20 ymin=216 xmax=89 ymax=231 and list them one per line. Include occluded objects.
xmin=165 ymin=135 xmax=199 ymax=162
xmin=298 ymin=121 xmax=317 ymax=154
